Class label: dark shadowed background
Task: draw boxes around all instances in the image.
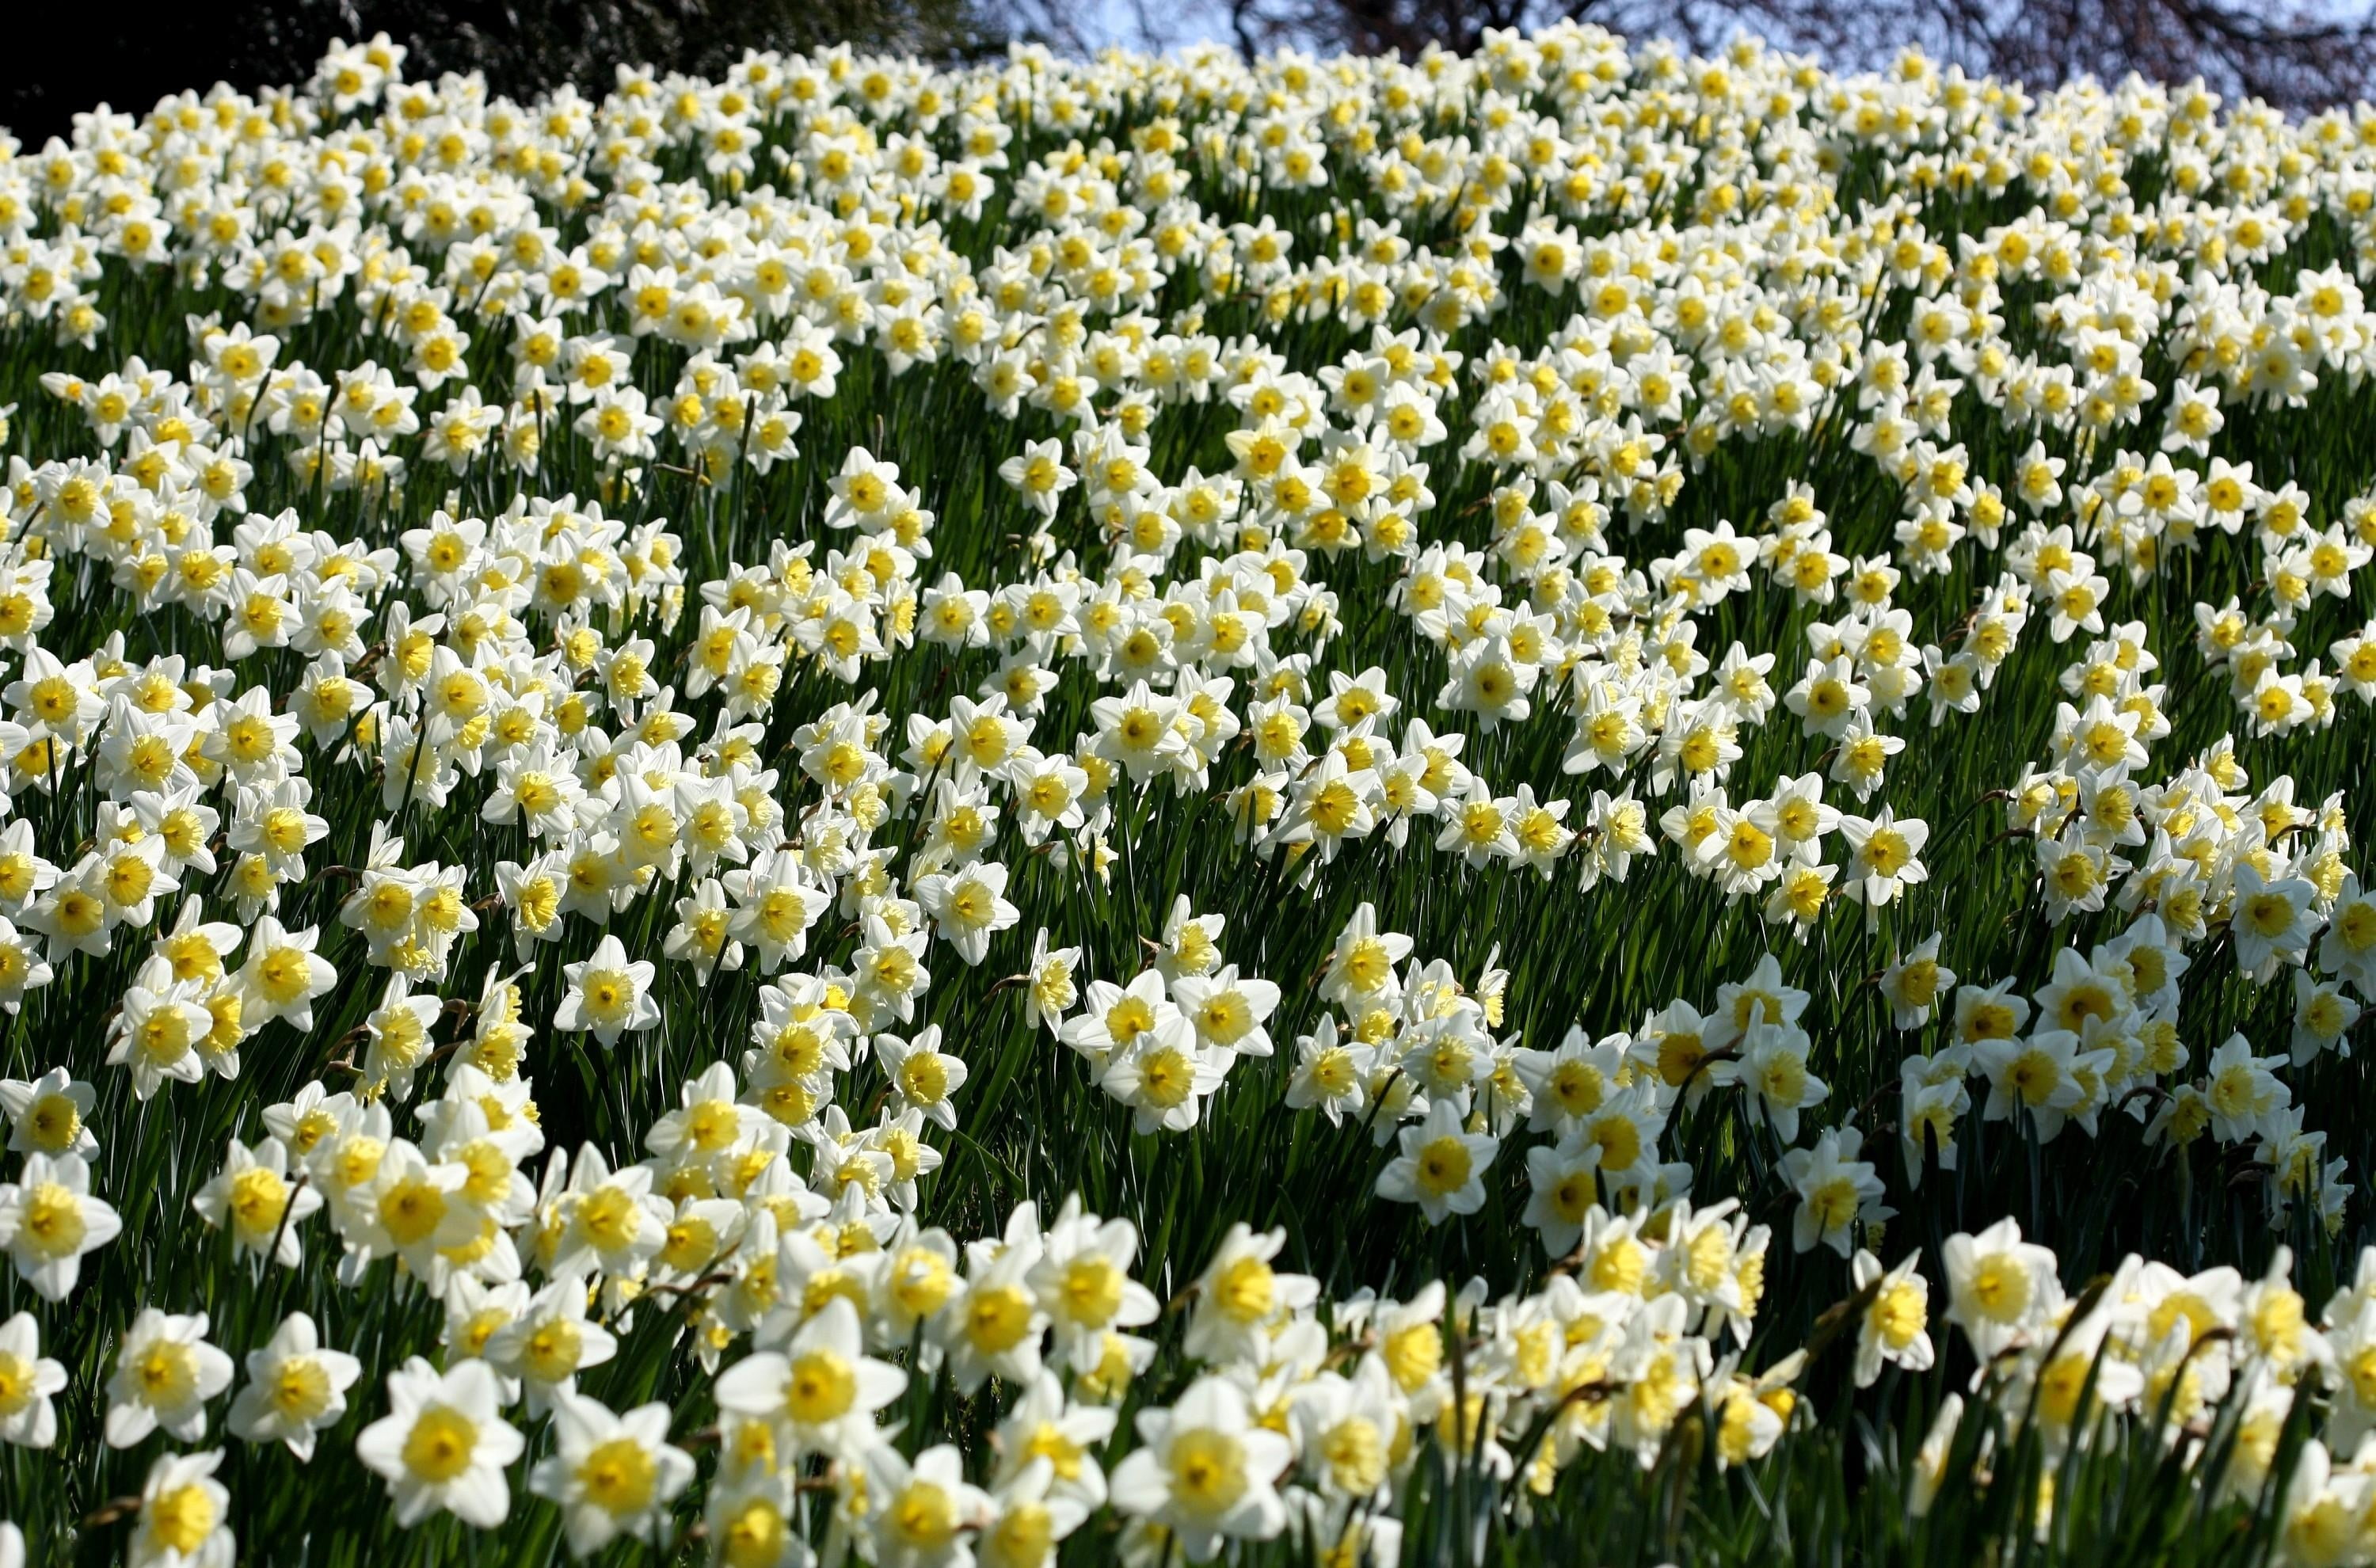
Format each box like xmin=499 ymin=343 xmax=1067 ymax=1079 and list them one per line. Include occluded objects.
xmin=0 ymin=0 xmax=994 ymax=145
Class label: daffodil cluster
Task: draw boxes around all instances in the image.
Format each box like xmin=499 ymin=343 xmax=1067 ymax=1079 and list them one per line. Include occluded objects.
xmin=0 ymin=16 xmax=2374 ymax=1566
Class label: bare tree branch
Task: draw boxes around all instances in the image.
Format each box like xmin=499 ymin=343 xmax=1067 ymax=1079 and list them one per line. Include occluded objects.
xmin=1137 ymin=0 xmax=2376 ymax=112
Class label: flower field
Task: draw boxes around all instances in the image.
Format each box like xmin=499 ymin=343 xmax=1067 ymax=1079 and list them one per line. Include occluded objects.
xmin=2 ymin=21 xmax=2376 ymax=1566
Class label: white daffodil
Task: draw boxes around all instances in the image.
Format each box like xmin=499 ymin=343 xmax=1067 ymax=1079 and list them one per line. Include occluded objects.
xmin=105 ymin=1309 xmax=234 ymax=1448
xmin=1850 ymin=1250 xmax=1936 ymax=1388
xmin=714 ymin=1296 xmax=906 ymax=1459
xmin=354 ymin=1357 xmax=524 ymax=1528
xmin=127 ymin=1449 xmax=234 ymax=1568
xmin=1374 ymin=1097 xmax=1498 ymax=1224
xmin=0 ymin=1312 xmax=66 ymax=1448
xmin=1941 ymin=1218 xmax=2064 ymax=1361
xmin=1109 ymin=1376 xmax=1293 ymax=1562
xmin=192 ymin=1136 xmax=322 ymax=1266
xmin=227 ymin=1312 xmax=362 ymax=1460
xmin=0 ymin=1151 xmax=121 ymax=1300
xmin=0 ymin=1068 xmax=97 ymax=1160
xmin=527 ymin=1391 xmax=696 ymax=1556
xmin=554 ymin=934 xmax=660 ymax=1045
xmin=862 ymin=1441 xmax=992 ymax=1568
